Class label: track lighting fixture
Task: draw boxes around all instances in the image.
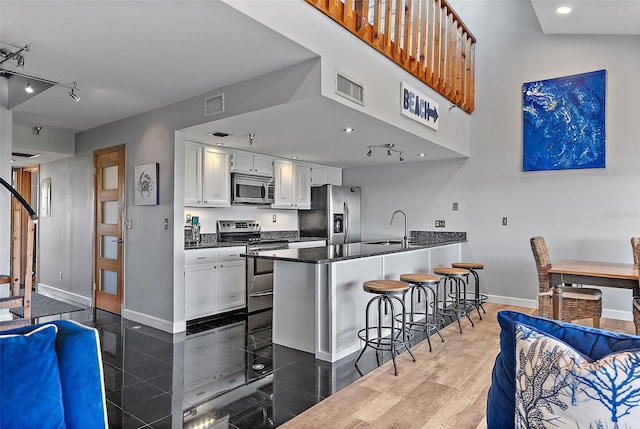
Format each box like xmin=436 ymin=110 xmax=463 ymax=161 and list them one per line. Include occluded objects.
xmin=25 ymin=79 xmax=33 ymax=93
xmin=0 ymin=40 xmax=29 ymax=68
xmin=68 ymin=82 xmax=80 ymax=102
xmin=365 ymin=144 xmax=405 ymax=162
xmin=32 ymin=126 xmax=42 ymax=135
xmin=248 ymin=133 xmax=255 ymax=145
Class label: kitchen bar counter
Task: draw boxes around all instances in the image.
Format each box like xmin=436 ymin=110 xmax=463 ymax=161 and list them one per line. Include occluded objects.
xmin=241 ymin=238 xmax=466 ymax=263
xmin=243 ymin=239 xmax=464 ymax=362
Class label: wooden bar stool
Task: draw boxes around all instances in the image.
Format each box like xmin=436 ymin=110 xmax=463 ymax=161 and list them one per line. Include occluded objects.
xmin=354 ymin=280 xmax=416 ymax=376
xmin=433 ymin=267 xmax=474 ymax=333
xmin=452 ymin=262 xmax=487 ymax=319
xmin=398 ymin=273 xmax=445 ymax=351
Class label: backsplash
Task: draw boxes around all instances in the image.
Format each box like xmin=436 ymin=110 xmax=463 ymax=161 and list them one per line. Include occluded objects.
xmin=410 ymin=231 xmax=467 ymax=245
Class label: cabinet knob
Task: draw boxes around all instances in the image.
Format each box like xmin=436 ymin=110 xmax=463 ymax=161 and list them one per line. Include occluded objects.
xmin=204 ymin=200 xmax=208 ymax=203
xmin=197 ymin=200 xmax=201 ymax=204
xmin=220 ymin=264 xmax=224 ymax=268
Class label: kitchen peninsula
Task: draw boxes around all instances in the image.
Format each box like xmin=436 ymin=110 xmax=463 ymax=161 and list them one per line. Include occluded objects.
xmin=243 ymin=233 xmax=466 ymax=362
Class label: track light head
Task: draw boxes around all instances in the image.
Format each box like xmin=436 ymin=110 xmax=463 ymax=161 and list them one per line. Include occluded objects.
xmin=387 ymin=149 xmax=392 ymax=157
xmin=248 ymin=133 xmax=255 ymax=145
xmin=366 ymin=148 xmax=372 ymax=157
xmin=32 ymin=126 xmax=42 ymax=135
xmin=16 ymin=55 xmax=25 ymax=68
xmin=399 ymin=153 xmax=404 ymax=162
xmin=68 ymin=82 xmax=80 ymax=102
xmin=25 ymin=79 xmax=33 ymax=93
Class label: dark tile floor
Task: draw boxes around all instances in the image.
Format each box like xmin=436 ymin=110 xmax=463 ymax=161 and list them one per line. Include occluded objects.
xmin=44 ymin=304 xmax=421 ymax=429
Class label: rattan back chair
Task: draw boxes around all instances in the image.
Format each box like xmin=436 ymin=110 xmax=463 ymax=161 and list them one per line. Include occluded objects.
xmin=632 ymin=237 xmax=640 ymax=265
xmin=634 ymin=299 xmax=640 ymax=336
xmin=633 ymin=244 xmax=640 ymax=335
xmin=530 ymin=236 xmax=602 ymax=327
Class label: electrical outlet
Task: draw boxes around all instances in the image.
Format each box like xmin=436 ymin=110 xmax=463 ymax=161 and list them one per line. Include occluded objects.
xmin=452 ymin=202 xmax=458 ymax=211
xmin=272 ymin=214 xmax=277 ymax=223
xmin=435 ymin=220 xmax=446 ymax=228
xmin=59 ymin=272 xmax=63 ymax=281
xmin=502 ymin=217 xmax=508 ymax=226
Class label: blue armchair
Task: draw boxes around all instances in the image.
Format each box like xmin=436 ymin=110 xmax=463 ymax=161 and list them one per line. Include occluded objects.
xmin=0 ymin=320 xmax=108 ymax=428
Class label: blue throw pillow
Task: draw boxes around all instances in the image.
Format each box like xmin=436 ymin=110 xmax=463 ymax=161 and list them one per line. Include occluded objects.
xmin=514 ymin=323 xmax=640 ymax=428
xmin=486 ymin=311 xmax=640 ymax=429
xmin=0 ymin=324 xmax=66 ymax=429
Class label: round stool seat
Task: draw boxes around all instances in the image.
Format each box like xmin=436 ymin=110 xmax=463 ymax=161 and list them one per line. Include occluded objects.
xmin=400 ymin=273 xmax=440 ymax=284
xmin=363 ymin=280 xmax=409 ymax=294
xmin=433 ymin=267 xmax=469 ymax=277
xmin=452 ymin=262 xmax=484 ymax=270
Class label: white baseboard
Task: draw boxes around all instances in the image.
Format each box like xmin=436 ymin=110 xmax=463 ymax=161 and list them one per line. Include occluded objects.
xmin=485 ymin=294 xmax=633 ymax=321
xmin=37 ymin=283 xmax=92 ymax=307
xmin=485 ymin=294 xmax=536 ymax=309
xmin=121 ymin=308 xmax=186 ymax=334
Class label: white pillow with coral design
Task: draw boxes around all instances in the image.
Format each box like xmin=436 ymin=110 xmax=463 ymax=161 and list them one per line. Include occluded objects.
xmin=514 ymin=322 xmax=640 ymax=429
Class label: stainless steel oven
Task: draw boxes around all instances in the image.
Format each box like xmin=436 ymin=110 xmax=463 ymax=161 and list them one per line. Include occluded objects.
xmin=217 ymin=220 xmax=288 ymax=314
xmin=246 ymin=241 xmax=288 ymax=314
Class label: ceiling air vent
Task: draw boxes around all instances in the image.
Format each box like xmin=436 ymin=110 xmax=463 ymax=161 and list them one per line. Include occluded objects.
xmin=206 ymin=131 xmax=230 ymax=138
xmin=12 ymin=151 xmax=41 ymax=159
xmin=204 ymin=93 xmax=224 ymax=117
xmin=335 ymin=71 xmax=364 ymax=106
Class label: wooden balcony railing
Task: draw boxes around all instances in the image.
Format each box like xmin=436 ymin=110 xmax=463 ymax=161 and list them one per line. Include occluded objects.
xmin=306 ymin=0 xmax=475 ymax=113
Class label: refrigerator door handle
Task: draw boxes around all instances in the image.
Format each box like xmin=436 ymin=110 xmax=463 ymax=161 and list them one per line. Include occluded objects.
xmin=344 ymin=201 xmax=349 ymax=244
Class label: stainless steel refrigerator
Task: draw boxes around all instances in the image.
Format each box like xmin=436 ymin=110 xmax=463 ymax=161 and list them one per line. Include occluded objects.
xmin=299 ymin=185 xmax=361 ymax=244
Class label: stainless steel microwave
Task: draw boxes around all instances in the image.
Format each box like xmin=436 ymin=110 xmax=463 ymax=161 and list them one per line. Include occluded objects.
xmin=231 ymin=173 xmax=274 ymax=205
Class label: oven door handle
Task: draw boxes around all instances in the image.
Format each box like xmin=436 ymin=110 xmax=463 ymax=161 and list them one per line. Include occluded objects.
xmin=249 ymin=291 xmax=274 ymax=297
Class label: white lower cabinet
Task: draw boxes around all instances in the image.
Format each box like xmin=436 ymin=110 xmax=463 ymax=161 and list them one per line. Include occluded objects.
xmin=185 ymin=246 xmax=246 ymax=320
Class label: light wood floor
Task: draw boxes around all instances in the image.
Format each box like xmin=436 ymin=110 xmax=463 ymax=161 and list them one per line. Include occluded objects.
xmin=281 ymin=303 xmax=636 ymax=429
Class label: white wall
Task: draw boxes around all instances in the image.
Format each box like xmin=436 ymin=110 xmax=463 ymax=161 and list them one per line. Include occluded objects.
xmin=39 ymin=59 xmax=322 ymax=330
xmin=0 ymin=78 xmax=11 ymax=276
xmin=225 ymin=0 xmax=471 ymax=157
xmin=184 ymin=206 xmax=299 ymax=235
xmin=345 ymin=0 xmax=640 ymax=320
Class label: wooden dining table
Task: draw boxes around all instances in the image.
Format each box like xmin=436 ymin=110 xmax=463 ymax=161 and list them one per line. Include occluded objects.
xmin=548 ymin=259 xmax=639 ymax=320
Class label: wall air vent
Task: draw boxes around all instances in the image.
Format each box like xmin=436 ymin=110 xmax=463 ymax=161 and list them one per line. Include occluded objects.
xmin=204 ymin=93 xmax=224 ymax=117
xmin=12 ymin=151 xmax=41 ymax=159
xmin=335 ymin=71 xmax=364 ymax=106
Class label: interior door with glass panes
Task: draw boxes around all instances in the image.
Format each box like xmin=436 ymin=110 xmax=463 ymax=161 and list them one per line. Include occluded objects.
xmin=94 ymin=145 xmax=125 ymax=314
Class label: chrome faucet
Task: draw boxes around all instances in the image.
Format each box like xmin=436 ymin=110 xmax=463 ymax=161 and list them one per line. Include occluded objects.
xmin=390 ymin=209 xmax=409 ymax=248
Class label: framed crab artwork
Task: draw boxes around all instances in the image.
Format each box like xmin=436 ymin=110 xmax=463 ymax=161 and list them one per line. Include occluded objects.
xmin=134 ymin=163 xmax=159 ymax=205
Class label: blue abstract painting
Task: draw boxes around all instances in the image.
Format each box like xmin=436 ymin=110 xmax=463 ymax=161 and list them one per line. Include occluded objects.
xmin=522 ymin=70 xmax=606 ymax=171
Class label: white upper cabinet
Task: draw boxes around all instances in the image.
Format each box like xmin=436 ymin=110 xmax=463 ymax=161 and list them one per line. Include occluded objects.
xmin=230 ymin=151 xmax=273 ymax=177
xmin=185 ymin=142 xmax=203 ymax=206
xmin=184 ymin=142 xmax=230 ymax=207
xmin=293 ymin=162 xmax=311 ymax=209
xmin=272 ymin=160 xmax=311 ymax=209
xmin=272 ymin=159 xmax=294 ymax=208
xmin=310 ymin=164 xmax=342 ymax=186
xmin=202 ymin=146 xmax=231 ymax=207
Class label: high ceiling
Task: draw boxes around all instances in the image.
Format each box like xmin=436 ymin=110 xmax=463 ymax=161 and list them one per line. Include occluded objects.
xmin=2 ymin=1 xmax=637 ymax=168
xmin=530 ymin=0 xmax=640 ymax=35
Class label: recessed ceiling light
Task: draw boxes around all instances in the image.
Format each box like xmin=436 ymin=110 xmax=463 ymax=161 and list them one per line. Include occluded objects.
xmin=418 ymin=153 xmax=426 ymax=157
xmin=343 ymin=128 xmax=354 ymax=133
xmin=556 ymin=6 xmax=572 ymax=14
xmin=213 ymin=143 xmax=224 ymax=146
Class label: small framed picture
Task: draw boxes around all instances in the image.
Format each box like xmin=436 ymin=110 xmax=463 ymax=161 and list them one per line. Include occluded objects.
xmin=41 ymin=178 xmax=51 ymax=218
xmin=134 ymin=163 xmax=159 ymax=205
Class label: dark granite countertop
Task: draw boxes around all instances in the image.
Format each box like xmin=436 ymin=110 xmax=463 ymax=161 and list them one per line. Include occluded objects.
xmin=241 ymin=238 xmax=466 ymax=264
xmin=184 ymin=234 xmax=326 ymax=250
